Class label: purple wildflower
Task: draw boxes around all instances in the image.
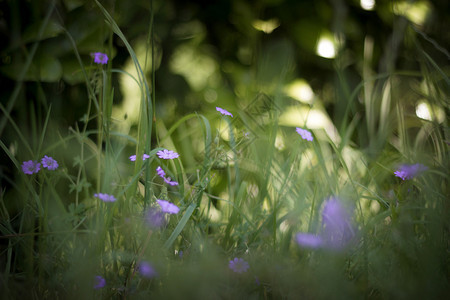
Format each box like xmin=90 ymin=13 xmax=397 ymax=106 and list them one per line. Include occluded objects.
xmin=157 ymin=149 xmax=179 ymax=160
xmin=94 ymin=275 xmax=106 ymax=289
xmin=229 ymin=257 xmax=249 ymax=274
xmin=156 ymin=166 xmax=166 ymax=178
xmin=91 ymin=52 xmax=109 ymax=65
xmin=216 ymin=107 xmax=233 ymax=117
xmin=255 ymin=276 xmax=260 ymax=286
xmin=295 ymin=197 xmax=355 ymax=251
xmin=129 ymin=154 xmax=150 ymax=161
xmin=145 ymin=207 xmax=167 ymax=228
xmin=296 ymin=127 xmax=313 ymax=141
xmin=394 ymin=163 xmax=428 ymax=180
xmin=156 ymin=166 xmax=179 ymax=186
xmin=94 ymin=193 xmax=117 ymax=202
xmin=164 ymin=177 xmax=179 ymax=186
xmin=295 ymin=233 xmax=323 ymax=249
xmin=321 ymin=197 xmax=355 ymax=249
xmin=41 ymin=155 xmax=58 ymax=170
xmin=21 ymin=160 xmax=41 ymax=175
xmin=156 ymin=199 xmax=180 ymax=214
xmin=138 ymin=261 xmax=158 ymax=278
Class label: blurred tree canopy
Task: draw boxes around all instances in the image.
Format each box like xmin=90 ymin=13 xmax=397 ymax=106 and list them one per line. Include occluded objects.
xmin=0 ymin=0 xmax=449 ymax=142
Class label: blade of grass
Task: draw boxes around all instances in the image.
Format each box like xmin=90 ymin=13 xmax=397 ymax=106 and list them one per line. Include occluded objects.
xmin=163 ymin=202 xmax=196 ymax=250
xmin=0 ymin=102 xmax=33 ymax=156
xmin=95 ymin=0 xmax=154 ymax=205
xmin=36 ymin=104 xmax=52 ymax=156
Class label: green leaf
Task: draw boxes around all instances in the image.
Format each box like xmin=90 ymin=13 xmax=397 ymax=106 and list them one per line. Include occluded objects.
xmin=62 ymin=0 xmax=85 ymax=11
xmin=22 ymin=20 xmax=64 ymax=43
xmin=0 ymin=53 xmax=62 ymax=82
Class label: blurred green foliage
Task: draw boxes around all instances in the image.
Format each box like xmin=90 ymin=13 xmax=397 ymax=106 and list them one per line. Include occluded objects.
xmin=1 ymin=0 xmax=448 ymax=129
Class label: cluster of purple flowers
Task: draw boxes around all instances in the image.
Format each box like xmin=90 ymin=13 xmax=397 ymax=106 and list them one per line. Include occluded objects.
xmin=156 ymin=166 xmax=179 ymax=186
xmin=394 ymin=163 xmax=428 ymax=180
xmin=21 ymin=156 xmax=58 ymax=175
xmin=296 ymin=197 xmax=355 ymax=250
xmin=129 ymin=149 xmax=179 ymax=162
xmin=44 ymin=59 xmax=432 ymax=289
xmin=94 ymin=193 xmax=117 ymax=202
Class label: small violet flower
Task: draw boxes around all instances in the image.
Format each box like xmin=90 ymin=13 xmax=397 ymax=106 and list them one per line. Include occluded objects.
xmin=94 ymin=193 xmax=117 ymax=202
xmin=229 ymin=257 xmax=249 ymax=274
xmin=145 ymin=207 xmax=167 ymax=228
xmin=296 ymin=127 xmax=313 ymax=141
xmin=216 ymin=107 xmax=233 ymax=117
xmin=157 ymin=199 xmax=180 ymax=214
xmin=394 ymin=163 xmax=428 ymax=180
xmin=41 ymin=155 xmax=58 ymax=170
xmin=94 ymin=275 xmax=106 ymax=289
xmin=156 ymin=166 xmax=179 ymax=186
xmin=164 ymin=177 xmax=179 ymax=186
xmin=91 ymin=52 xmax=109 ymax=65
xmin=295 ymin=197 xmax=355 ymax=251
xmin=255 ymin=276 xmax=260 ymax=286
xmin=138 ymin=261 xmax=158 ymax=278
xmin=21 ymin=160 xmax=41 ymax=175
xmin=129 ymin=154 xmax=150 ymax=161
xmin=321 ymin=197 xmax=355 ymax=249
xmin=157 ymin=149 xmax=179 ymax=160
xmin=156 ymin=166 xmax=166 ymax=178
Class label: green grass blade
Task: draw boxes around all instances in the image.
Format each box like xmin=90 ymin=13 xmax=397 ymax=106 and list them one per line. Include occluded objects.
xmin=163 ymin=202 xmax=196 ymax=250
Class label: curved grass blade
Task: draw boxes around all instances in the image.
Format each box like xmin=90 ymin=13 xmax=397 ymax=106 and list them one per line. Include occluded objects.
xmin=163 ymin=202 xmax=196 ymax=250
